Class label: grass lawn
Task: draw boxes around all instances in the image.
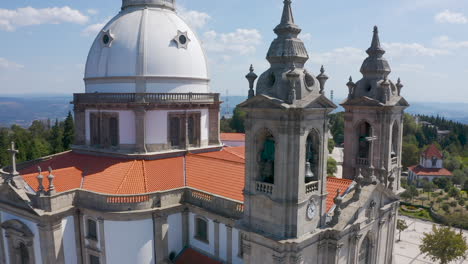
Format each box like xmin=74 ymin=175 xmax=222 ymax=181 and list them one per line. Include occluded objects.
xmin=398 ymin=207 xmax=435 ymax=222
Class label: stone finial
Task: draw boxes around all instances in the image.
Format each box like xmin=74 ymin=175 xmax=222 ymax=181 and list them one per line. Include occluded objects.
xmin=353 ymin=168 xmax=364 ymax=200
xmin=360 ymin=26 xmax=391 ymax=77
xmin=279 ymin=0 xmax=295 ymax=26
xmin=305 ymin=162 xmax=315 ymax=182
xmin=7 ymin=142 xmax=19 ymax=176
xmin=330 ymin=189 xmax=343 ymax=226
xmin=346 ymin=76 xmax=356 ymax=96
xmin=396 ymin=77 xmax=403 ymax=96
xmin=47 ymin=166 xmax=56 ymax=195
xmin=317 ymin=65 xmax=329 ymax=94
xmin=366 ymin=26 xmax=385 ymax=57
xmin=245 ymin=64 xmax=258 ymax=99
xmin=37 ymin=166 xmax=44 ymax=194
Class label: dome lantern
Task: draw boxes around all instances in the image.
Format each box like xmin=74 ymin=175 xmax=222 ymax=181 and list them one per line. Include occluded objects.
xmin=122 ymin=0 xmax=175 ymax=11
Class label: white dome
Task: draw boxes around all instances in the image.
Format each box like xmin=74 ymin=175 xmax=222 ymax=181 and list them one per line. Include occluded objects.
xmin=84 ymin=5 xmax=209 ymax=94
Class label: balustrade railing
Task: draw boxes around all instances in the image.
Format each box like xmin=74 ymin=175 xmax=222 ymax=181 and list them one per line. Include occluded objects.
xmin=305 ymin=181 xmax=319 ymax=193
xmin=256 ymin=181 xmax=274 ymax=195
xmin=74 ymin=93 xmax=219 ymax=104
xmin=356 ymin=158 xmax=370 ymax=166
xmin=391 ymin=157 xmax=398 ymax=165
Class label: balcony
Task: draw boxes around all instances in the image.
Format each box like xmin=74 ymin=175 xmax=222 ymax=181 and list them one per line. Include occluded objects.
xmin=73 ymin=93 xmax=220 ymax=105
xmin=356 ymin=158 xmax=370 ymax=166
xmin=256 ymin=181 xmax=274 ymax=195
xmin=305 ymin=181 xmax=319 ymax=194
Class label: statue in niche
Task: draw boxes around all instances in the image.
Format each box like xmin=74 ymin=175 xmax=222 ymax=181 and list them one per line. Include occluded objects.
xmin=260 ymin=135 xmax=275 ymax=184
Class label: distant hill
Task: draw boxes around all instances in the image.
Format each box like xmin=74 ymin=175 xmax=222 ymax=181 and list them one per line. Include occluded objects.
xmin=0 ymin=95 xmax=466 ymax=127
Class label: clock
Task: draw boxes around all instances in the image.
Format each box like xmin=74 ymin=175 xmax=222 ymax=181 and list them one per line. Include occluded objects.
xmin=307 ymin=201 xmax=317 ymax=220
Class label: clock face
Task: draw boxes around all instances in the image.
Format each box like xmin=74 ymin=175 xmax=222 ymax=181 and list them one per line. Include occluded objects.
xmin=307 ymin=202 xmax=317 ymax=220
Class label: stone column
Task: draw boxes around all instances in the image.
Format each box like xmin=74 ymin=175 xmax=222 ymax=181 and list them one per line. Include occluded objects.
xmin=38 ymin=220 xmax=65 ymax=264
xmin=208 ymin=106 xmax=220 ymax=145
xmin=134 ymin=106 xmax=147 ymax=153
xmin=226 ymin=225 xmax=233 ymax=264
xmin=153 ymin=213 xmax=169 ymax=263
xmin=74 ymin=106 xmax=86 ymax=145
xmin=214 ymin=220 xmax=220 ymax=258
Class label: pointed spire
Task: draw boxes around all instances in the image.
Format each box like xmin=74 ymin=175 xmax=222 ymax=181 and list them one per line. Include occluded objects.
xmin=280 ymin=0 xmax=294 ymax=25
xmin=366 ymin=26 xmax=385 ymax=57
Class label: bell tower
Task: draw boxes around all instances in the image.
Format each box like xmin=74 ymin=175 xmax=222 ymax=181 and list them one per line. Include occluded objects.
xmin=341 ymin=26 xmax=409 ymax=191
xmin=239 ymin=0 xmax=336 ymax=252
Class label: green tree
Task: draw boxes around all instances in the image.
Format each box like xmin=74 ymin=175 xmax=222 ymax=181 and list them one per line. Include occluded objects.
xmin=420 ymin=225 xmax=467 ymax=264
xmin=329 ymin=112 xmax=344 ymax=145
xmin=62 ymin=111 xmax=75 ymax=150
xmin=229 ymin=107 xmax=246 ymax=133
xmin=49 ymin=119 xmax=64 ymax=153
xmin=401 ymin=185 xmax=419 ymax=202
xmin=402 ymin=143 xmax=419 ymax=169
xmin=220 ymin=117 xmax=234 ymax=133
xmin=327 ymin=157 xmax=338 ymax=176
xmin=397 ymin=219 xmax=408 ymax=242
xmin=328 ymin=138 xmax=335 ymax=154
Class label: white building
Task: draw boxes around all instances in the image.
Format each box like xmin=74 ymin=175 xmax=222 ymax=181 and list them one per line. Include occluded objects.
xmin=0 ymin=1 xmax=406 ymax=263
xmin=408 ymin=144 xmax=452 ymax=186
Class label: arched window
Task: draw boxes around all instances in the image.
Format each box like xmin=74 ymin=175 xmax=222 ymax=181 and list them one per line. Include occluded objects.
xmin=259 ymin=130 xmax=275 ymax=184
xmin=195 ymin=217 xmax=208 ymax=242
xmin=391 ymin=122 xmax=399 ymax=159
xmin=18 ymin=243 xmax=29 ymax=264
xmin=305 ymin=131 xmax=319 ymax=182
xmin=357 ymin=122 xmax=372 ymax=162
xmin=358 ymin=236 xmax=371 ymax=264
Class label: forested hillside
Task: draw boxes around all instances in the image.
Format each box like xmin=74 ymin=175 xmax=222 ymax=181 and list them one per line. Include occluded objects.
xmin=0 ymin=112 xmax=74 ymax=166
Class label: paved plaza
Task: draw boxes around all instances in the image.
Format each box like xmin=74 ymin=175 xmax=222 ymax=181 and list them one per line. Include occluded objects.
xmin=394 ymin=216 xmax=468 ymax=264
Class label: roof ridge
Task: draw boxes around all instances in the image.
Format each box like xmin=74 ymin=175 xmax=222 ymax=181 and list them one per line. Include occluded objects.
xmin=223 ymin=148 xmax=245 ymax=160
xmin=115 ymin=160 xmax=136 ymax=194
xmin=142 ymin=160 xmax=148 ymax=193
xmin=188 ymin=153 xmax=245 ymax=165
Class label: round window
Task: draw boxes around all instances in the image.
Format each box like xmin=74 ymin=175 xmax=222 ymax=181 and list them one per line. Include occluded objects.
xmin=179 ymin=35 xmax=187 ymax=45
xmin=102 ymin=34 xmax=110 ymax=45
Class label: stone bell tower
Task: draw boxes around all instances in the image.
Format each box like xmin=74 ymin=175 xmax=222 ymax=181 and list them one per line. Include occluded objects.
xmin=238 ymin=0 xmax=336 ymax=262
xmin=341 ymin=26 xmax=409 ymax=191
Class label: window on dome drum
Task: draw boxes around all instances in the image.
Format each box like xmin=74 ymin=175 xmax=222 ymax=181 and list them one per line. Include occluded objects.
xmin=102 ymin=34 xmax=110 ymax=45
xmin=179 ymin=35 xmax=187 ymax=45
xmin=87 ymin=219 xmax=98 ymax=240
xmin=357 ymin=122 xmax=372 ymax=162
xmin=259 ymin=130 xmax=275 ymax=184
xmin=358 ymin=236 xmax=371 ymax=264
xmin=89 ymin=112 xmax=119 ymax=148
xmin=168 ymin=112 xmax=201 ymax=148
xmin=305 ymin=130 xmax=319 ymax=183
xmin=89 ymin=255 xmax=100 ymax=264
xmin=195 ymin=217 xmax=208 ymax=243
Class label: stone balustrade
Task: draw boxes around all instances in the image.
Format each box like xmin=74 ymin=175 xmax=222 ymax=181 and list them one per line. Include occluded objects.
xmin=305 ymin=181 xmax=319 ymax=193
xmin=73 ymin=93 xmax=220 ymax=105
xmin=256 ymin=181 xmax=274 ymax=195
xmin=356 ymin=157 xmax=369 ymax=166
xmin=26 ymin=186 xmax=244 ymax=219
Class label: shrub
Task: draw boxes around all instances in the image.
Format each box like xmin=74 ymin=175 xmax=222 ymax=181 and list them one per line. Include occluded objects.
xmin=458 ymin=199 xmax=465 ymax=206
xmin=442 ymin=204 xmax=450 ymax=212
xmin=449 ymin=201 xmax=457 ymax=207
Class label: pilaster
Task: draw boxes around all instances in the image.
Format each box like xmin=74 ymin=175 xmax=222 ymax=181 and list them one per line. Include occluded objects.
xmin=226 ymin=225 xmax=233 ymax=264
xmin=181 ymin=209 xmax=189 ymax=247
xmin=134 ymin=106 xmax=147 ymax=153
xmin=38 ymin=220 xmax=65 ymax=264
xmin=74 ymin=106 xmax=86 ymax=145
xmin=213 ymin=220 xmax=220 ymax=258
xmin=153 ymin=213 xmax=169 ymax=263
xmin=208 ymin=106 xmax=220 ymax=145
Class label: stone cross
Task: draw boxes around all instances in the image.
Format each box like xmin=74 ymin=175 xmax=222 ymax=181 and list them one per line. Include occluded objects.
xmin=7 ymin=142 xmax=19 ymax=176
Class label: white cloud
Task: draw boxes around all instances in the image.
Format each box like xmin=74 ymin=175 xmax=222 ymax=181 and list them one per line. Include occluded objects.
xmin=178 ymin=8 xmax=211 ymax=30
xmin=310 ymin=47 xmax=365 ymax=65
xmin=393 ymin=64 xmax=425 ymax=72
xmin=87 ymin=9 xmax=99 ymax=15
xmin=435 ymin=10 xmax=467 ymax=24
xmin=434 ymin=35 xmax=468 ymax=49
xmin=202 ymin=29 xmax=262 ymax=55
xmin=382 ymin=42 xmax=449 ymax=57
xmin=301 ymin=33 xmax=312 ymax=42
xmin=0 ymin=58 xmax=24 ymax=69
xmin=0 ymin=6 xmax=89 ymax=31
xmin=82 ymin=22 xmax=106 ymax=36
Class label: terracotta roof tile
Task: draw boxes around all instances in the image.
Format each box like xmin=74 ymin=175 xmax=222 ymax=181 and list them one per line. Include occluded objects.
xmin=186 ymin=153 xmax=245 ymax=201
xmin=422 ymin=144 xmax=443 ymax=159
xmin=224 ymin=146 xmax=245 ymax=159
xmin=408 ymin=165 xmax=452 ymax=176
xmin=220 ymin=133 xmax=245 ymax=141
xmin=175 ymin=248 xmax=222 ymax=264
xmin=326 ymin=177 xmax=354 ymax=212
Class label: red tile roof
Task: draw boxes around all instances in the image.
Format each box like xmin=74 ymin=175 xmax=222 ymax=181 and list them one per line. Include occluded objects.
xmin=326 ymin=177 xmax=354 ymax=212
xmin=175 ymin=248 xmax=222 ymax=264
xmin=220 ymin=133 xmax=245 ymax=141
xmin=422 ymin=144 xmax=443 ymax=159
xmin=408 ymin=165 xmax=452 ymax=176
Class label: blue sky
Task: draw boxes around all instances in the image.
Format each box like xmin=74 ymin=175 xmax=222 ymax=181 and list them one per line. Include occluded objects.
xmin=0 ymin=0 xmax=468 ymax=103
